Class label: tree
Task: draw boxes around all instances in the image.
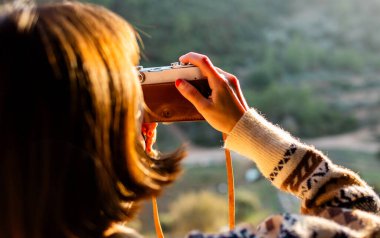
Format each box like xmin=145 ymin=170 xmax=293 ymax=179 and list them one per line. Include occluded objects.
xmin=162 ymin=191 xmax=228 ymax=236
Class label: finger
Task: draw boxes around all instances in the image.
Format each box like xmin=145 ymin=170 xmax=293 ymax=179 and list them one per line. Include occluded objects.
xmin=142 ymin=122 xmax=158 ymax=131
xmin=175 ymin=79 xmax=211 ymax=113
xmin=215 ymin=67 xmax=236 ymax=81
xmin=142 ymin=123 xmax=158 ymax=152
xmin=145 ymin=128 xmax=157 ymax=152
xmin=179 ymin=52 xmax=223 ymax=87
xmin=145 ymin=132 xmax=156 ymax=153
xmin=215 ymin=67 xmax=239 ymax=90
xmin=146 ymin=137 xmax=152 ymax=152
xmin=216 ymin=67 xmax=249 ymax=110
xmin=142 ymin=123 xmax=157 ymax=137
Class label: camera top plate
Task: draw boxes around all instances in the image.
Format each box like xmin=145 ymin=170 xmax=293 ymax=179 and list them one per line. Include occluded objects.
xmin=138 ymin=63 xmax=205 ymax=85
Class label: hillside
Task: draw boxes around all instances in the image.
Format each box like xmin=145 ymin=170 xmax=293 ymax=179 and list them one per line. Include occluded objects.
xmin=52 ymin=0 xmax=380 ymax=145
xmin=33 ymin=0 xmax=380 ymax=236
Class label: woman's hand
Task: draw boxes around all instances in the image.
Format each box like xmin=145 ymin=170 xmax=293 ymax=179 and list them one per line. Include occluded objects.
xmin=175 ymin=52 xmax=249 ymax=134
xmin=141 ymin=123 xmax=157 ymax=154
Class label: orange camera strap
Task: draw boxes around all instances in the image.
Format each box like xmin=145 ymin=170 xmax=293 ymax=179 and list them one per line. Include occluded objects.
xmin=152 ymin=133 xmax=235 ymax=237
xmin=152 ymin=197 xmax=164 ymax=238
xmin=223 ymin=133 xmax=236 ymax=230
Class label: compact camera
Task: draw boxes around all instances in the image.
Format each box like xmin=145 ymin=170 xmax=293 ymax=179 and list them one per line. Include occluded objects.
xmin=139 ymin=62 xmax=211 ymax=122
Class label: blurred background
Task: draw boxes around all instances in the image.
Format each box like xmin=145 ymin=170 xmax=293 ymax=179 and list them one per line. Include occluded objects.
xmin=44 ymin=0 xmax=380 ymax=236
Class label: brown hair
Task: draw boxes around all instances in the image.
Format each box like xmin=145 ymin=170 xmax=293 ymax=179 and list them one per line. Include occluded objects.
xmin=0 ymin=2 xmax=184 ymax=238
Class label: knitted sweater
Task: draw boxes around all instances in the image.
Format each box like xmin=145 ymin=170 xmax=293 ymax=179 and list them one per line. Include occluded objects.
xmin=187 ymin=109 xmax=380 ymax=238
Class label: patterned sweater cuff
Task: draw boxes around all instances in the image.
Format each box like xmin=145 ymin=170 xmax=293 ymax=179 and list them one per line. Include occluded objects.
xmin=224 ymin=108 xmax=308 ymax=184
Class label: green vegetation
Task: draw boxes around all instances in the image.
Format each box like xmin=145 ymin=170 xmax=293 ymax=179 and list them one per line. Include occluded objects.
xmin=76 ymin=0 xmax=380 ymax=146
xmin=33 ymin=0 xmax=380 ymax=236
xmin=250 ymin=85 xmax=358 ymax=137
xmin=53 ymin=0 xmax=380 ymax=146
xmin=162 ymin=191 xmax=228 ymax=235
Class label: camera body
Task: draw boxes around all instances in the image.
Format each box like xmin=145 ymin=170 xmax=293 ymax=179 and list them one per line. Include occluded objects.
xmin=139 ymin=63 xmax=211 ymax=122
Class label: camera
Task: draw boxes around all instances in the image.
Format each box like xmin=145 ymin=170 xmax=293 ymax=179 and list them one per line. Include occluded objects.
xmin=139 ymin=62 xmax=211 ymax=122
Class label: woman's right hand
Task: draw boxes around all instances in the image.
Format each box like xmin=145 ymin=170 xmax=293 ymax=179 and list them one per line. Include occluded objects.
xmin=175 ymin=52 xmax=249 ymax=134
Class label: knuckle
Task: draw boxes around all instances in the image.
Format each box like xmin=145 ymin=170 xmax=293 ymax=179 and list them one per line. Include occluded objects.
xmin=229 ymin=76 xmax=239 ymax=87
xmin=200 ymin=55 xmax=210 ymax=63
xmin=220 ymin=76 xmax=229 ymax=85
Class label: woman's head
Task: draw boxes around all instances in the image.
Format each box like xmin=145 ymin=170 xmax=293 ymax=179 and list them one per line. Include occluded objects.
xmin=0 ymin=2 xmax=183 ymax=237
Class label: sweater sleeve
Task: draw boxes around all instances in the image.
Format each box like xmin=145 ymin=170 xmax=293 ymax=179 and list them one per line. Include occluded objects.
xmin=224 ymin=109 xmax=380 ymax=215
xmin=186 ymin=210 xmax=380 ymax=238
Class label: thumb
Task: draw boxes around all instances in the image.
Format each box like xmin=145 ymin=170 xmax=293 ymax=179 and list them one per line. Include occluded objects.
xmin=175 ymin=79 xmax=210 ymax=113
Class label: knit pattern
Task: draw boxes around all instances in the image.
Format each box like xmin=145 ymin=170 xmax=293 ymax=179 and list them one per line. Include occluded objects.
xmin=210 ymin=109 xmax=380 ymax=238
xmin=269 ymin=143 xmax=297 ymax=182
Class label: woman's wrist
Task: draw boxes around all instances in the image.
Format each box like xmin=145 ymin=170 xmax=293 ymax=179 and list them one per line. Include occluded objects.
xmin=225 ymin=103 xmax=247 ymax=134
xmin=224 ymin=108 xmax=303 ymax=180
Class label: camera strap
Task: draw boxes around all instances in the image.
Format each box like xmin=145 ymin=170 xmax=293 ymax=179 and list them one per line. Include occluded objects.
xmin=152 ymin=133 xmax=236 ymax=237
xmin=152 ymin=196 xmax=164 ymax=238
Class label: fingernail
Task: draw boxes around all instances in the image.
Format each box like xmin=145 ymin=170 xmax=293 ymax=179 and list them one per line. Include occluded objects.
xmin=175 ymin=79 xmax=183 ymax=87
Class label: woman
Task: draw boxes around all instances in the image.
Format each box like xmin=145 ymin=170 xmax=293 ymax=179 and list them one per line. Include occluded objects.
xmin=1 ymin=2 xmax=379 ymax=238
xmin=0 ymin=2 xmax=184 ymax=238
xmin=176 ymin=52 xmax=380 ymax=237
